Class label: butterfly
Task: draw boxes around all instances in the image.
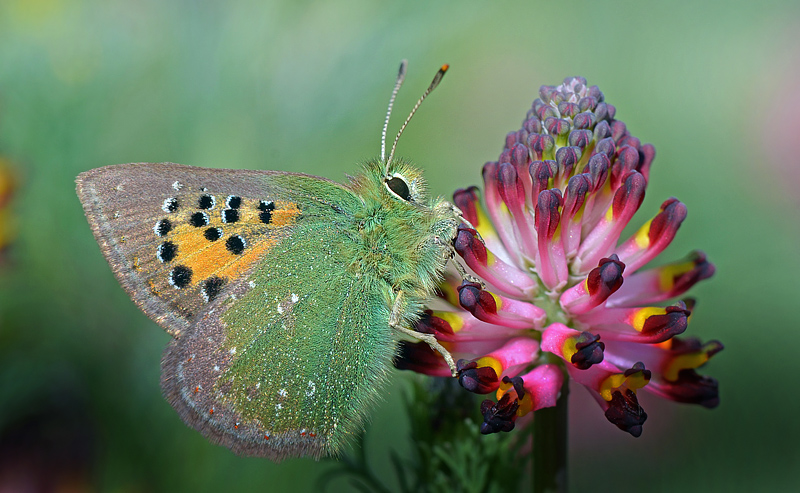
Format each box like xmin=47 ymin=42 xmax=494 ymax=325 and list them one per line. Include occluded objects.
xmin=75 ymin=62 xmax=465 ymax=461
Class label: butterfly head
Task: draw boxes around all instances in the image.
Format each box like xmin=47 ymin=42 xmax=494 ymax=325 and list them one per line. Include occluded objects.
xmin=383 ymin=160 xmax=427 ymax=205
xmin=350 ymin=158 xmax=436 ymax=210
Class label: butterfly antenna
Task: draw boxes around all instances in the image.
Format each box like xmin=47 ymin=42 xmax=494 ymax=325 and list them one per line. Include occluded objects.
xmin=385 ymin=63 xmax=449 ymax=175
xmin=381 ymin=60 xmax=408 ymax=165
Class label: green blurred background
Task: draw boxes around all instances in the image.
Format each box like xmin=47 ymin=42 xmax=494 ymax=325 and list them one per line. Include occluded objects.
xmin=1 ymin=0 xmax=798 ymax=491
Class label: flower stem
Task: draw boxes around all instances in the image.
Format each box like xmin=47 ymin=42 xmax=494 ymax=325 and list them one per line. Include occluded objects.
xmin=533 ymin=377 xmax=569 ymax=493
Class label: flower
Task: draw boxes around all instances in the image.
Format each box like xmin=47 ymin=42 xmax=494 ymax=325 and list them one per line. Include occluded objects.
xmin=0 ymin=156 xmax=16 ymax=264
xmin=398 ymin=76 xmax=722 ymax=437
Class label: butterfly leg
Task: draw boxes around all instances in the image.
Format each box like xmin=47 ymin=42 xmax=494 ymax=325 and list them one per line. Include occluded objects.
xmin=448 ymin=253 xmax=483 ymax=286
xmin=389 ymin=291 xmax=458 ymax=377
xmin=447 ymin=201 xmax=478 ymax=231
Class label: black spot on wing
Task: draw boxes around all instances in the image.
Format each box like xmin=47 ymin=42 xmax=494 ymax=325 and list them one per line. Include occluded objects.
xmin=226 ymin=195 xmax=241 ymax=209
xmin=199 ymin=194 xmax=216 ymax=210
xmin=157 ymin=241 xmax=177 ymax=262
xmin=258 ymin=201 xmax=275 ymax=224
xmin=154 ymin=219 xmax=172 ymax=237
xmin=222 ymin=209 xmax=239 ymax=223
xmin=202 ymin=276 xmax=225 ymax=302
xmin=204 ymin=227 xmax=223 ymax=241
xmin=169 ymin=265 xmax=192 ymax=288
xmin=190 ymin=211 xmax=210 ymax=227
xmin=226 ymin=235 xmax=246 ymax=255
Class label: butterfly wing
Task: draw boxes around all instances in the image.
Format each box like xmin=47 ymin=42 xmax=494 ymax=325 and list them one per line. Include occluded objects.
xmin=161 ymin=242 xmax=395 ymax=460
xmin=77 ymin=163 xmax=396 ymax=460
xmin=77 ymin=163 xmax=358 ymax=335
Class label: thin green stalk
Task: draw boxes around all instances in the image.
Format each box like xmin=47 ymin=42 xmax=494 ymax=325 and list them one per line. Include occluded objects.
xmin=533 ymin=378 xmax=568 ymax=493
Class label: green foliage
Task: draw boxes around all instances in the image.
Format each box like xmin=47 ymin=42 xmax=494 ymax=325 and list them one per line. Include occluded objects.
xmin=322 ymin=376 xmax=530 ymax=493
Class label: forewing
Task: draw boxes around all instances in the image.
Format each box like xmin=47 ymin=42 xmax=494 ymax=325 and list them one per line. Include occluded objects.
xmin=161 ymin=220 xmax=396 ymax=460
xmin=76 ymin=162 xmax=358 ymax=336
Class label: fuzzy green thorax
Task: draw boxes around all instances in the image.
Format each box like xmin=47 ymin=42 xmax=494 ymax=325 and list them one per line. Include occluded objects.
xmin=349 ymin=159 xmax=460 ymax=301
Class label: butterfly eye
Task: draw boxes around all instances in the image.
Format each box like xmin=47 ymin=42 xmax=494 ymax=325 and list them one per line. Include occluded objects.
xmin=385 ymin=175 xmax=412 ymax=202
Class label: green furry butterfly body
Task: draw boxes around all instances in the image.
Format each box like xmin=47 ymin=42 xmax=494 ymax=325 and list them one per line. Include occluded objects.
xmin=76 ymin=158 xmax=459 ymax=461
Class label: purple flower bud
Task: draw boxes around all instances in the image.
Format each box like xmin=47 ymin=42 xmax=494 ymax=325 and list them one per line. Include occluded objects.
xmin=568 ymin=129 xmax=593 ymax=149
xmin=457 ymin=359 xmax=499 ymax=394
xmin=578 ymin=96 xmax=598 ymax=112
xmin=479 ymin=394 xmax=519 ymax=434
xmin=594 ymin=102 xmax=610 ymax=122
xmin=545 ymin=117 xmax=571 ymax=136
xmin=593 ymin=120 xmax=612 ymax=141
xmin=604 ymin=388 xmax=647 ymax=437
xmin=593 ymin=137 xmax=617 ymax=161
xmin=611 ymin=120 xmax=628 ymax=142
xmin=523 ymin=117 xmax=543 ymax=134
xmin=558 ymin=101 xmax=580 ymax=118
xmin=573 ymin=111 xmax=596 ymax=130
xmin=453 ymin=187 xmax=481 ymax=226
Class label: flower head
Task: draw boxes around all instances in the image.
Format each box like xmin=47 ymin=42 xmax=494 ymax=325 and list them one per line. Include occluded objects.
xmin=398 ymin=76 xmax=721 ymax=437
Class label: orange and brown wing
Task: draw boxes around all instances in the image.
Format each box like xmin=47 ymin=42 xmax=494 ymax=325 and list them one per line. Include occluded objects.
xmin=76 ymin=162 xmax=358 ymax=336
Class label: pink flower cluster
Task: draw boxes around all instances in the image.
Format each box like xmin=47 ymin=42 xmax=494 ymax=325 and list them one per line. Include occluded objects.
xmin=399 ymin=77 xmax=722 ymax=437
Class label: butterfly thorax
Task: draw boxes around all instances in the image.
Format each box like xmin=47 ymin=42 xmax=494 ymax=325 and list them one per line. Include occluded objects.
xmin=349 ymin=160 xmax=459 ymax=302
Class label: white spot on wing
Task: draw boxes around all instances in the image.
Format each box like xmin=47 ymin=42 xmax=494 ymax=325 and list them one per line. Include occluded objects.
xmin=162 ymin=198 xmax=177 ymax=213
xmin=172 ymin=181 xmax=183 ymax=191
